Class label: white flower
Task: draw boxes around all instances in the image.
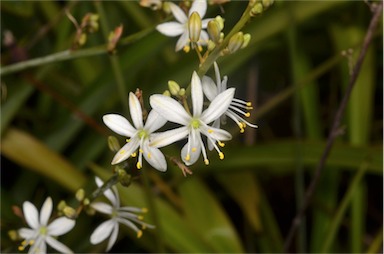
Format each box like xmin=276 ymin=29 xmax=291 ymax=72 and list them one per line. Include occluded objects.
xmin=103 ymin=92 xmax=168 ymax=171
xmin=90 ymin=177 xmax=154 ymax=252
xmin=17 ymin=197 xmax=75 ymax=254
xmin=150 ymin=71 xmax=235 ymax=166
xmin=202 ymin=62 xmax=258 ymax=137
xmin=156 ymin=0 xmax=211 ymax=52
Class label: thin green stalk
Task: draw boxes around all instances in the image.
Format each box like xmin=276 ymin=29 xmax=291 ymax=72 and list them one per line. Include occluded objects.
xmin=141 ymin=167 xmax=165 ymax=252
xmin=89 ymin=173 xmax=119 ymax=202
xmin=365 ymin=228 xmax=383 ymax=254
xmin=94 ymin=1 xmax=128 ymax=113
xmin=321 ymin=160 xmax=369 ymax=253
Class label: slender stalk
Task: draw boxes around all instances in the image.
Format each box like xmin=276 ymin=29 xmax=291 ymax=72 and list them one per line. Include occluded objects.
xmin=283 ymin=3 xmax=383 ymax=251
xmin=89 ymin=173 xmax=120 ymax=202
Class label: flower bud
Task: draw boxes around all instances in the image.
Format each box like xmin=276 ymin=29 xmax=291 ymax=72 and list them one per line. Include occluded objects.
xmin=168 ymin=80 xmax=180 ymax=96
xmin=241 ymin=33 xmax=251 ymax=49
xmin=207 ymin=40 xmax=216 ymax=51
xmin=57 ymin=200 xmax=67 ymax=211
xmin=251 ymin=3 xmax=263 ymax=16
xmin=63 ymin=206 xmax=77 ymax=219
xmin=8 ymin=230 xmax=19 ymax=241
xmin=214 ymin=15 xmax=225 ymax=30
xmin=117 ymin=168 xmax=132 ymax=187
xmin=178 ymin=88 xmax=186 ymax=96
xmin=262 ymin=0 xmax=274 ymax=8
xmin=208 ymin=20 xmax=221 ymax=43
xmin=163 ymin=90 xmax=171 ymax=96
xmin=108 ymin=136 xmax=121 ymax=152
xmin=75 ymin=188 xmax=85 ymax=202
xmin=188 ymin=12 xmax=202 ymax=43
xmin=228 ymin=32 xmax=244 ymax=54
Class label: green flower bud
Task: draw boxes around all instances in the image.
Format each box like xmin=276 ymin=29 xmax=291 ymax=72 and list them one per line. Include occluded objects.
xmin=163 ymin=90 xmax=171 ymax=96
xmin=8 ymin=230 xmax=19 ymax=241
xmin=188 ymin=12 xmax=202 ymax=43
xmin=208 ymin=20 xmax=221 ymax=43
xmin=214 ymin=15 xmax=225 ymax=30
xmin=108 ymin=136 xmax=121 ymax=152
xmin=75 ymin=188 xmax=85 ymax=202
xmin=228 ymin=32 xmax=244 ymax=54
xmin=241 ymin=33 xmax=251 ymax=49
xmin=168 ymin=80 xmax=180 ymax=96
xmin=178 ymin=88 xmax=186 ymax=96
xmin=207 ymin=40 xmax=216 ymax=51
xmin=262 ymin=0 xmax=274 ymax=8
xmin=63 ymin=206 xmax=77 ymax=219
xmin=251 ymin=3 xmax=263 ymax=16
xmin=57 ymin=200 xmax=67 ymax=211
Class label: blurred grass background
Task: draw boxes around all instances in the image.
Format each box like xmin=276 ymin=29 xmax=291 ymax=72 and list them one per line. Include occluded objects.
xmin=1 ymin=1 xmax=382 ymax=253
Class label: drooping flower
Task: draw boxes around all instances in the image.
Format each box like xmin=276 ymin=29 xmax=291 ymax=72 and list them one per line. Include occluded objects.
xmin=202 ymin=62 xmax=258 ymax=135
xmin=17 ymin=197 xmax=75 ymax=254
xmin=156 ymin=0 xmax=211 ymax=52
xmin=150 ymin=71 xmax=235 ymax=166
xmin=103 ymin=92 xmax=168 ymax=171
xmin=90 ymin=177 xmax=154 ymax=252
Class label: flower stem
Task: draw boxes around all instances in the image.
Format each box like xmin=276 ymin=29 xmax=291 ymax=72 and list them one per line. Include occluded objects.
xmin=89 ymin=173 xmax=120 ymax=202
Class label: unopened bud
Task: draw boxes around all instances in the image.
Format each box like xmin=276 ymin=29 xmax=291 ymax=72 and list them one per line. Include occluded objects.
xmin=57 ymin=200 xmax=67 ymax=211
xmin=188 ymin=12 xmax=202 ymax=43
xmin=178 ymin=88 xmax=186 ymax=96
xmin=207 ymin=40 xmax=216 ymax=51
xmin=117 ymin=168 xmax=132 ymax=187
xmin=228 ymin=32 xmax=244 ymax=53
xmin=214 ymin=15 xmax=225 ymax=30
xmin=208 ymin=20 xmax=221 ymax=43
xmin=163 ymin=90 xmax=171 ymax=96
xmin=108 ymin=136 xmax=121 ymax=152
xmin=63 ymin=206 xmax=77 ymax=219
xmin=241 ymin=33 xmax=251 ymax=49
xmin=83 ymin=198 xmax=90 ymax=206
xmin=75 ymin=188 xmax=85 ymax=202
xmin=168 ymin=80 xmax=180 ymax=96
xmin=162 ymin=2 xmax=172 ymax=14
xmin=8 ymin=230 xmax=19 ymax=241
xmin=78 ymin=33 xmax=87 ymax=46
xmin=262 ymin=0 xmax=274 ymax=8
xmin=251 ymin=3 xmax=263 ymax=16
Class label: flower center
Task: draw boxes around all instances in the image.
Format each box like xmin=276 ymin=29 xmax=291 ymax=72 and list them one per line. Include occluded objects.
xmin=138 ymin=130 xmax=148 ymax=139
xmin=39 ymin=226 xmax=47 ymax=235
xmin=190 ymin=118 xmax=200 ymax=129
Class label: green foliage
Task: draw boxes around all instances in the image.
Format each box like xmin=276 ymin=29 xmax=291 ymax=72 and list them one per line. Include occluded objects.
xmin=1 ymin=1 xmax=382 ymax=253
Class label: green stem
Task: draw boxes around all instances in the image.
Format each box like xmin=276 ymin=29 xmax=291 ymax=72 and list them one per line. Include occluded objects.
xmin=94 ymin=1 xmax=129 ymax=113
xmin=89 ymin=173 xmax=119 ymax=202
xmin=141 ymin=168 xmax=165 ymax=252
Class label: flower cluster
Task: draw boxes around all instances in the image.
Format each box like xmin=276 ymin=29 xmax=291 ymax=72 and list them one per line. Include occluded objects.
xmin=104 ymin=63 xmax=257 ymax=171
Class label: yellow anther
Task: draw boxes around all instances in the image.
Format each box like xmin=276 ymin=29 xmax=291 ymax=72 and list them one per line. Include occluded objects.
xmin=138 ymin=215 xmax=144 ymax=220
xmin=245 ymin=112 xmax=251 ymax=117
xmin=204 ymin=159 xmax=209 ymax=165
xmin=247 ymin=106 xmax=254 ymax=110
xmin=242 ymin=122 xmax=247 ymax=128
xmin=142 ymin=207 xmax=148 ymax=213
xmin=246 ymin=102 xmax=252 ymax=106
xmin=126 ymin=139 xmax=130 ymax=143
xmin=198 ymin=45 xmax=203 ymax=52
xmin=21 ymin=240 xmax=27 ymax=245
xmin=208 ymin=129 xmax=214 ymax=133
xmin=29 ymin=240 xmax=35 ymax=245
xmin=218 ymin=141 xmax=225 ymax=147
xmin=185 ymin=154 xmax=190 ymax=161
xmin=136 ymin=162 xmax=142 ymax=169
xmin=137 ymin=230 xmax=143 ymax=238
xmin=219 ymin=152 xmax=224 ymax=160
xmin=139 ymin=148 xmax=144 ymax=153
xmin=147 ymin=153 xmax=151 ymax=159
xmin=131 ymin=152 xmax=137 ymax=157
xmin=192 ymin=147 xmax=197 ymax=152
xmin=18 ymin=246 xmax=25 ymax=251
xmin=142 ymin=224 xmax=147 ymax=230
xmin=119 ymin=150 xmax=125 ymax=154
xmin=183 ymin=45 xmax=190 ymax=53
xmin=240 ymin=128 xmax=245 ymax=133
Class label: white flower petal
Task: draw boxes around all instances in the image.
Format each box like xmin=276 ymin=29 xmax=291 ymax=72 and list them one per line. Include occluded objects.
xmin=169 ymin=2 xmax=188 ymax=23
xmin=143 ymin=143 xmax=167 ymax=172
xmin=129 ymin=92 xmax=143 ymax=129
xmin=46 ymin=236 xmax=74 ymax=254
xmin=175 ymin=31 xmax=190 ymax=51
xmin=149 ymin=126 xmax=189 ymax=148
xmin=23 ymin=201 xmax=39 ymax=229
xmin=103 ymin=114 xmax=136 ymax=137
xmin=39 ymin=197 xmax=52 ymax=226
xmin=144 ymin=110 xmax=167 ymax=133
xmin=205 ymin=126 xmax=232 ymax=141
xmin=91 ymin=202 xmax=113 ymax=215
xmin=29 ymin=236 xmax=45 ymax=254
xmin=201 ymin=88 xmax=235 ymax=124
xmin=207 ymin=119 xmax=221 ymax=151
xmin=90 ymin=220 xmax=116 ymax=244
xmin=156 ymin=22 xmax=185 ymax=37
xmin=191 ymin=72 xmax=203 ymax=116
xmin=201 ymin=18 xmax=212 ymax=29
xmin=117 ymin=217 xmax=140 ymax=233
xmin=47 ymin=217 xmax=75 ymax=236
xmin=106 ymin=223 xmax=119 ymax=252
xmin=150 ymin=94 xmax=190 ymax=125
xmin=202 ymin=76 xmax=218 ymax=101
xmin=199 ymin=30 xmax=209 ymax=45
xmin=213 ymin=62 xmax=222 ymax=88
xmin=18 ymin=228 xmax=35 ymax=239
xmin=95 ymin=177 xmax=118 ymax=207
xmin=189 ymin=0 xmax=207 ymax=18
xmin=111 ymin=138 xmax=140 ymax=165
xmin=181 ymin=131 xmax=202 ymax=165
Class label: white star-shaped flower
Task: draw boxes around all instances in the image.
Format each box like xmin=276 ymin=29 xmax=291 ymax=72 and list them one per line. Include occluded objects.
xmin=90 ymin=177 xmax=154 ymax=252
xmin=156 ymin=0 xmax=211 ymax=51
xmin=103 ymin=92 xmax=168 ymax=171
xmin=17 ymin=197 xmax=75 ymax=254
xmin=202 ymin=62 xmax=258 ymax=137
xmin=150 ymin=71 xmax=235 ymax=166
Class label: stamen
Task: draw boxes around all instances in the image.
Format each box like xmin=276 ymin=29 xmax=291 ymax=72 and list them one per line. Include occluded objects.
xmin=218 ymin=141 xmax=225 ymax=147
xmin=131 ymin=152 xmax=137 ymax=157
xmin=18 ymin=246 xmax=24 ymax=251
xmin=126 ymin=139 xmax=130 ymax=143
xmin=183 ymin=45 xmax=190 ymax=53
xmin=142 ymin=224 xmax=147 ymax=230
xmin=204 ymin=159 xmax=209 ymax=165
xmin=245 ymin=112 xmax=251 ymax=117
xmin=192 ymin=147 xmax=197 ymax=152
xmin=119 ymin=150 xmax=125 ymax=154
xmin=29 ymin=240 xmax=35 ymax=245
xmin=185 ymin=154 xmax=190 ymax=161
xmin=219 ymin=152 xmax=224 ymax=160
xmin=246 ymin=102 xmax=252 ymax=106
xmin=137 ymin=230 xmax=143 ymax=238
xmin=136 ymin=162 xmax=142 ymax=169
xmin=208 ymin=129 xmax=214 ymax=133
xmin=198 ymin=45 xmax=203 ymax=52
xmin=137 ymin=215 xmax=144 ymax=220
xmin=147 ymin=153 xmax=151 ymax=159
xmin=139 ymin=148 xmax=144 ymax=153
xmin=142 ymin=208 xmax=148 ymax=213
